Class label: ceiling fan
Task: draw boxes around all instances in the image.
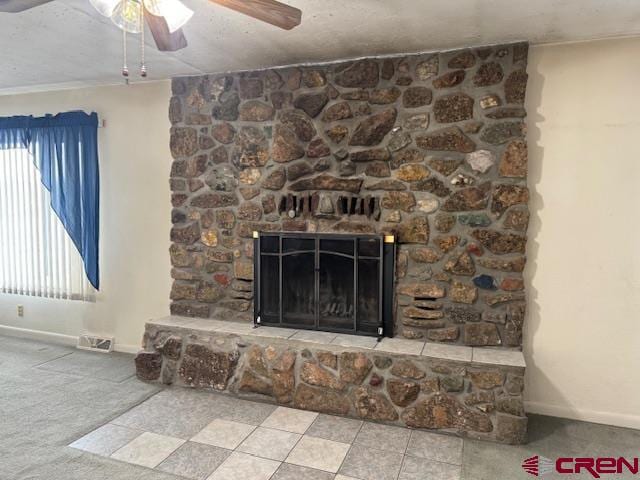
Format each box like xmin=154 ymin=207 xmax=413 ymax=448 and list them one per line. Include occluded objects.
xmin=0 ymin=0 xmax=302 ymax=52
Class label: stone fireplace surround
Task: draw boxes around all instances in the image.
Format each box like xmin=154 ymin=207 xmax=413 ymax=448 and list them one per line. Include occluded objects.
xmin=167 ymin=41 xmax=529 ymax=347
xmin=139 ymin=41 xmax=531 ymax=444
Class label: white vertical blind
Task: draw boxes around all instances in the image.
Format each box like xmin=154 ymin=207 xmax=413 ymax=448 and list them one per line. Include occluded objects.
xmin=0 ymin=147 xmax=94 ymax=301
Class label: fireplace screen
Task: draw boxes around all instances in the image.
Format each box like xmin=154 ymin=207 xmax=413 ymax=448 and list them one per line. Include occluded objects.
xmin=253 ymin=233 xmax=395 ymax=338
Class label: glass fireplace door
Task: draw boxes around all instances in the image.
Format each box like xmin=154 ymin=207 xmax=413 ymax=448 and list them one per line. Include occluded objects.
xmin=256 ymin=233 xmax=391 ymax=337
xmin=318 ymin=238 xmax=356 ymax=332
xmin=281 ymin=237 xmax=316 ymax=328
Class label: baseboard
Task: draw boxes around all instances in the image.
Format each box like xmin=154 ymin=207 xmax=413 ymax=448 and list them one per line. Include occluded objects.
xmin=0 ymin=324 xmax=77 ymax=347
xmin=0 ymin=324 xmax=140 ymax=355
xmin=525 ymin=401 xmax=640 ymax=430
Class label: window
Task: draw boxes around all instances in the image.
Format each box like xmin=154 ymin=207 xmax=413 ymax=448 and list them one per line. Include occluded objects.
xmin=0 ymin=146 xmax=94 ymax=301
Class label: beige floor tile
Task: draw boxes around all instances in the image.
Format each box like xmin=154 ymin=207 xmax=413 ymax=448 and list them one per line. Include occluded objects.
xmin=69 ymin=424 xmax=143 ymax=456
xmin=261 ymin=407 xmax=318 ymax=434
xmin=110 ymin=431 xmax=184 ymax=468
xmin=191 ymin=418 xmax=256 ymax=449
xmin=285 ymin=436 xmax=350 ymax=473
xmin=237 ymin=427 xmax=301 ymax=461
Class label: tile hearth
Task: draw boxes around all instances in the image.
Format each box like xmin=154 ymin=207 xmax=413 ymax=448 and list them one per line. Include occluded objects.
xmin=70 ymin=388 xmax=464 ymax=480
xmin=146 ymin=315 xmax=525 ymax=368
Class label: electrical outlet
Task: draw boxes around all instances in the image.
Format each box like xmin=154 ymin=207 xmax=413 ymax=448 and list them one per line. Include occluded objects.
xmin=17 ymin=305 xmax=24 ymax=317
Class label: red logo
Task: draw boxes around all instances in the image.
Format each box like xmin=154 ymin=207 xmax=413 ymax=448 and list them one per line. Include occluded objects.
xmin=522 ymin=455 xmax=640 ymax=478
xmin=522 ymin=455 xmax=554 ymax=476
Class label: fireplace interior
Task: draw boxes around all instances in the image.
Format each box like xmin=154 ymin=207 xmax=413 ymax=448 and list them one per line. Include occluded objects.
xmin=254 ymin=233 xmax=395 ymax=338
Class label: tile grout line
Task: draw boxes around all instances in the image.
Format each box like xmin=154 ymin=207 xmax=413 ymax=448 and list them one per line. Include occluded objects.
xmin=334 ymin=417 xmax=366 ymax=478
xmin=262 ymin=410 xmax=317 ymax=479
xmin=395 ymin=427 xmax=413 ymax=480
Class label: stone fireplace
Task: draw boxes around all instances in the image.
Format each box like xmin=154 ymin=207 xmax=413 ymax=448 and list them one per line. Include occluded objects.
xmin=138 ymin=41 xmax=531 ymax=445
xmin=167 ymin=41 xmax=529 ymax=347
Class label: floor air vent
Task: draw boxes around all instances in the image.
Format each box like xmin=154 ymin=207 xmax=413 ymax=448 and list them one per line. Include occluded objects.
xmin=77 ymin=334 xmax=114 ymax=353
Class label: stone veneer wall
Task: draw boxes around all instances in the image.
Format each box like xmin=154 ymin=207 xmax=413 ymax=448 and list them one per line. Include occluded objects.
xmin=137 ymin=324 xmax=527 ymax=444
xmin=167 ymin=42 xmax=530 ymax=347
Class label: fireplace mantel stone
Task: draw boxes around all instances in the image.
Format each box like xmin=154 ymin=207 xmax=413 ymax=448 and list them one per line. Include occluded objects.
xmin=136 ymin=316 xmax=527 ymax=444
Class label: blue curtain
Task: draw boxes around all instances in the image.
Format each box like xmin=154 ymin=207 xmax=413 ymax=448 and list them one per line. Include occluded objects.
xmin=0 ymin=111 xmax=100 ymax=290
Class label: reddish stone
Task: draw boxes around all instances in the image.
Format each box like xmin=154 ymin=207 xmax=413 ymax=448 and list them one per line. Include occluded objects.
xmin=353 ymin=386 xmax=399 ymax=421
xmin=307 ymin=138 xmax=331 ymax=158
xmin=402 ymin=393 xmax=493 ymax=432
xmin=369 ymin=373 xmax=384 ymax=387
xmin=322 ymin=102 xmax=353 ymax=122
xmin=213 ymin=273 xmax=231 ymax=286
xmin=301 ymin=362 xmax=345 ymax=391
xmin=339 ymin=352 xmax=373 ymax=384
xmin=466 ymin=243 xmax=484 ymax=256
xmin=387 ymin=379 xmax=420 ymax=407
xmin=239 ymin=101 xmax=274 ymax=122
xmin=433 ymin=70 xmax=466 ymax=89
xmin=272 ymin=125 xmax=305 ymax=163
xmin=448 ymin=50 xmax=476 ymax=69
xmin=212 ymin=123 xmax=236 ymax=144
xmin=500 ymin=277 xmax=524 ymax=291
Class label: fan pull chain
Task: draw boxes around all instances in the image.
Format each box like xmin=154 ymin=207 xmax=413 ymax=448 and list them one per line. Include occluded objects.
xmin=140 ymin=13 xmax=147 ymax=78
xmin=122 ymin=27 xmax=129 ymax=82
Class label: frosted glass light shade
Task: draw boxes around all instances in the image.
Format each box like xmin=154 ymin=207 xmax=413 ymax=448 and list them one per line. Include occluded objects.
xmin=89 ymin=0 xmax=120 ymax=17
xmin=143 ymin=0 xmax=193 ymax=32
xmin=111 ymin=0 xmax=143 ymax=33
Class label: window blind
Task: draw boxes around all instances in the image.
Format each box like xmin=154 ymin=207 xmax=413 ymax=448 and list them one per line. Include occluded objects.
xmin=0 ymin=146 xmax=94 ymax=301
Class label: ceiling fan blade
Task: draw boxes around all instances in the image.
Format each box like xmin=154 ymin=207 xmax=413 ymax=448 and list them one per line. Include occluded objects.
xmin=144 ymin=8 xmax=188 ymax=52
xmin=209 ymin=0 xmax=301 ymax=30
xmin=0 ymin=0 xmax=54 ymax=13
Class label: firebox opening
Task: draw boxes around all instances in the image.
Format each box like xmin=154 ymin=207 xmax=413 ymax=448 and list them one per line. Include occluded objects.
xmin=254 ymin=232 xmax=395 ymax=338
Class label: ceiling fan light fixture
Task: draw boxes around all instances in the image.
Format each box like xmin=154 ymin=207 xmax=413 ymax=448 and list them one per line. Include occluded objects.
xmin=111 ymin=0 xmax=143 ymax=33
xmin=143 ymin=0 xmax=193 ymax=33
xmin=89 ymin=0 xmax=119 ymax=17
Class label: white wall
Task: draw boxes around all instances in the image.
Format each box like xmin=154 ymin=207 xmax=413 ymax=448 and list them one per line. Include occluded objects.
xmin=0 ymin=38 xmax=639 ymax=429
xmin=0 ymin=81 xmax=172 ymax=351
xmin=524 ymin=37 xmax=640 ymax=428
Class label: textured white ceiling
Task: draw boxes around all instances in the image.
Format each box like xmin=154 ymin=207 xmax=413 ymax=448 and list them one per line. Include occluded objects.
xmin=1 ymin=0 xmax=639 ymax=94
